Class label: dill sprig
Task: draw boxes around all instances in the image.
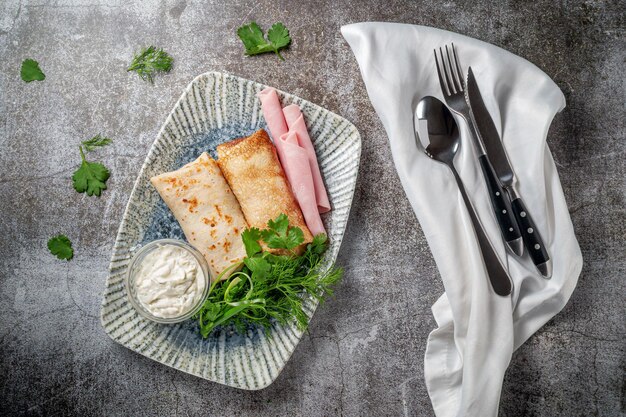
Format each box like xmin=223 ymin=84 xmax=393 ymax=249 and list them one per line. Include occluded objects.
xmin=81 ymin=134 xmax=112 ymax=152
xmin=127 ymin=46 xmax=173 ymax=83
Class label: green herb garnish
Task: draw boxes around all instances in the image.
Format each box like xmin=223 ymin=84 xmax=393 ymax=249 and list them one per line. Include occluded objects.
xmin=72 ymin=135 xmax=112 ymax=197
xmin=48 ymin=234 xmax=73 ymax=260
xmin=127 ymin=46 xmax=173 ymax=83
xmin=195 ymin=215 xmax=342 ymax=337
xmin=241 ymin=227 xmax=263 ymax=257
xmin=80 ymin=134 xmax=112 ymax=151
xmin=237 ymin=22 xmax=291 ymax=61
xmin=261 ymin=213 xmax=305 ymax=250
xmin=21 ymin=59 xmax=45 ymax=82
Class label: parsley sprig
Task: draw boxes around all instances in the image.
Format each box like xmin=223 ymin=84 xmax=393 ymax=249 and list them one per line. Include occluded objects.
xmin=21 ymin=59 xmax=46 ymax=82
xmin=195 ymin=214 xmax=342 ymax=337
xmin=72 ymin=135 xmax=112 ymax=197
xmin=237 ymin=22 xmax=291 ymax=60
xmin=48 ymin=235 xmax=73 ymax=260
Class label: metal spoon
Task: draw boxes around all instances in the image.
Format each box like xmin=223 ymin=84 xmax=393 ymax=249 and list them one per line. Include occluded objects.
xmin=415 ymin=96 xmax=512 ymax=296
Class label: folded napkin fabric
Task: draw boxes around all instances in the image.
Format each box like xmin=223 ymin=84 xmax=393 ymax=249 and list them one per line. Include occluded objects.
xmin=342 ymin=22 xmax=582 ymax=417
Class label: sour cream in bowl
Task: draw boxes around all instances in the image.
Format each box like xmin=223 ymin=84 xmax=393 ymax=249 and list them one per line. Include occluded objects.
xmin=126 ymin=239 xmax=210 ymax=324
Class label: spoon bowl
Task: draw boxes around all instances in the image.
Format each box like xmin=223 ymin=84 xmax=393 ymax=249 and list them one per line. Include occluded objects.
xmin=416 ymin=96 xmax=460 ymax=165
xmin=414 ymin=96 xmax=512 ymax=296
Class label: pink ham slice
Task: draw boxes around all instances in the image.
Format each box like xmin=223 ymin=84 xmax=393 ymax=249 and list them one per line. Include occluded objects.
xmin=258 ymin=87 xmax=290 ymax=178
xmin=258 ymin=87 xmax=329 ymax=236
xmin=277 ymin=132 xmax=326 ymax=235
xmin=282 ymin=104 xmax=331 ymax=213
xmin=258 ymin=88 xmax=288 ymax=144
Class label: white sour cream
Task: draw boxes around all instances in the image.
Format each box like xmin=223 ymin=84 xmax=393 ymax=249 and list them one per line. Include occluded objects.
xmin=134 ymin=244 xmax=206 ymax=319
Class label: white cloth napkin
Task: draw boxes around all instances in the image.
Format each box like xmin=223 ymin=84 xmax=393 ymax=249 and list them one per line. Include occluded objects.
xmin=341 ymin=22 xmax=583 ymax=417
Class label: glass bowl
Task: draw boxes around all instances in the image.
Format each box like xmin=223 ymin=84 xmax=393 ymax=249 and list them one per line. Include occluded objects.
xmin=125 ymin=239 xmax=210 ymax=324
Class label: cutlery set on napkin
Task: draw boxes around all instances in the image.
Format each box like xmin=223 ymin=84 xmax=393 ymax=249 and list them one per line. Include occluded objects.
xmin=342 ymin=22 xmax=582 ymax=417
xmin=415 ymin=43 xmax=551 ymax=297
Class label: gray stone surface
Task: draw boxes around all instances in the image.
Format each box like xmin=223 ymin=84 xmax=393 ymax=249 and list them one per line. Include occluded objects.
xmin=0 ymin=0 xmax=624 ymax=416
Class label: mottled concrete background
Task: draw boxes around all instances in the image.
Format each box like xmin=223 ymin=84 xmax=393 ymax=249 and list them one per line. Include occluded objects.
xmin=0 ymin=0 xmax=624 ymax=416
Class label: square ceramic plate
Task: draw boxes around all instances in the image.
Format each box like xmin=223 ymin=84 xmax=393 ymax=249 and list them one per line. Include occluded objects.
xmin=100 ymin=72 xmax=361 ymax=389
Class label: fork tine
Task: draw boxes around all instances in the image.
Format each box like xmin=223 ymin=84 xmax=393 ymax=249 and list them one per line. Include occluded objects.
xmin=441 ymin=47 xmax=457 ymax=95
xmin=434 ymin=48 xmax=450 ymax=96
xmin=451 ymin=43 xmax=464 ymax=90
xmin=445 ymin=45 xmax=462 ymax=93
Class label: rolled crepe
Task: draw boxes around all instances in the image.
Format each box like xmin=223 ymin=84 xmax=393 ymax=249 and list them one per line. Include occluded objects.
xmin=282 ymin=104 xmax=331 ymax=213
xmin=278 ymin=131 xmax=326 ymax=236
xmin=216 ymin=129 xmax=313 ymax=255
xmin=150 ymin=153 xmax=248 ymax=280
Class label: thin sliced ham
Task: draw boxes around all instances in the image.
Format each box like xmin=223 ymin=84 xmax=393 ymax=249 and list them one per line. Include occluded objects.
xmin=258 ymin=87 xmax=331 ymax=236
xmin=258 ymin=87 xmax=288 ymax=144
xmin=258 ymin=87 xmax=290 ymax=179
xmin=282 ymin=104 xmax=331 ymax=213
xmin=278 ymin=131 xmax=326 ymax=236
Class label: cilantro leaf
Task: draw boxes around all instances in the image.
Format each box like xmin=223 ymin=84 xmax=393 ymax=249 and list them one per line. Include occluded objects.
xmin=241 ymin=228 xmax=263 ymax=257
xmin=267 ymin=213 xmax=289 ymax=235
xmin=309 ymin=233 xmax=328 ymax=256
xmin=237 ymin=21 xmax=291 ymax=60
xmin=261 ymin=214 xmax=305 ymax=250
xmin=72 ymin=160 xmax=110 ymax=196
xmin=237 ymin=22 xmax=267 ymax=53
xmin=48 ymin=235 xmax=73 ymax=260
xmin=127 ymin=46 xmax=173 ymax=83
xmin=81 ymin=134 xmax=112 ymax=152
xmin=267 ymin=23 xmax=291 ymax=50
xmin=266 ymin=226 xmax=304 ymax=250
xmin=244 ymin=256 xmax=271 ymax=280
xmin=72 ymin=137 xmax=111 ymax=197
xmin=21 ymin=59 xmax=46 ymax=82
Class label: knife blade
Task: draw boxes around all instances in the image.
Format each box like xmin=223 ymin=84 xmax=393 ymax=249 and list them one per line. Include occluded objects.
xmin=466 ymin=68 xmax=515 ymax=186
xmin=466 ymin=67 xmax=552 ymax=278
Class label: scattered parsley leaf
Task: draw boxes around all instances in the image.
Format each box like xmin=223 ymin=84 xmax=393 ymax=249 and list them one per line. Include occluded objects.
xmin=81 ymin=134 xmax=112 ymax=152
xmin=237 ymin=21 xmax=291 ymax=60
xmin=72 ymin=145 xmax=110 ymax=197
xmin=21 ymin=59 xmax=46 ymax=82
xmin=261 ymin=213 xmax=304 ymax=250
xmin=127 ymin=46 xmax=173 ymax=83
xmin=72 ymin=160 xmax=110 ymax=196
xmin=48 ymin=235 xmax=73 ymax=260
xmin=237 ymin=22 xmax=266 ymax=53
xmin=267 ymin=23 xmax=291 ymax=51
xmin=241 ymin=227 xmax=263 ymax=257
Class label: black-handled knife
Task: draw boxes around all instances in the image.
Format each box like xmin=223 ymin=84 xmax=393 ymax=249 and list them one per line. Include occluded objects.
xmin=510 ymin=198 xmax=550 ymax=272
xmin=466 ymin=67 xmax=552 ymax=278
xmin=466 ymin=118 xmax=524 ymax=257
xmin=477 ymin=154 xmax=523 ymax=255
